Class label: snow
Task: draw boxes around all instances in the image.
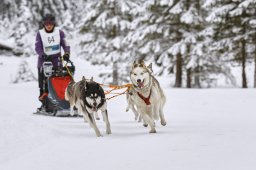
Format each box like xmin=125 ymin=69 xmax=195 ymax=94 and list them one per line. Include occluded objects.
xmin=238 ymin=0 xmax=256 ymax=8
xmin=169 ymin=1 xmax=182 ymax=14
xmin=0 ymin=39 xmax=14 ymax=50
xmin=180 ymin=10 xmax=194 ymax=24
xmin=1 ymin=56 xmax=256 ymax=170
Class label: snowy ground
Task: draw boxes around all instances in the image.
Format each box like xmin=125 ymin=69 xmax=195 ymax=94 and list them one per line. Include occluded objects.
xmin=0 ymin=56 xmax=256 ymax=170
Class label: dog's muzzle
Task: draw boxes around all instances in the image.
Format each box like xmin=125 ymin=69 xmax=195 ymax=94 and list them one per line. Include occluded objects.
xmin=92 ymin=102 xmax=97 ymax=111
xmin=137 ymin=79 xmax=144 ymax=88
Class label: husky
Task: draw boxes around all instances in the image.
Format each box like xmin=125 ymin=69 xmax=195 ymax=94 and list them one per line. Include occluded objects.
xmin=126 ymin=87 xmax=141 ymax=122
xmin=65 ymin=79 xmax=79 ymax=116
xmin=65 ymin=78 xmax=100 ymax=119
xmin=126 ymin=60 xmax=166 ymax=133
xmin=65 ymin=77 xmax=111 ymax=137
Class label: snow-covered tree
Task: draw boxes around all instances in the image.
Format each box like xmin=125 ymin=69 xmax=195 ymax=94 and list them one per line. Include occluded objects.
xmin=0 ymin=0 xmax=79 ymax=57
xmin=185 ymin=0 xmax=236 ymax=88
xmin=78 ymin=0 xmax=138 ymax=84
xmin=12 ymin=60 xmax=37 ymax=83
xmin=205 ymin=0 xmax=256 ymax=88
xmin=126 ymin=0 xmax=211 ymax=87
xmin=125 ymin=0 xmax=181 ymax=87
xmin=0 ymin=0 xmax=20 ymax=48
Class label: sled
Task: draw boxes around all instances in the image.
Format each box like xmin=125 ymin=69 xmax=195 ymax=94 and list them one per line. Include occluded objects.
xmin=34 ymin=59 xmax=77 ymax=117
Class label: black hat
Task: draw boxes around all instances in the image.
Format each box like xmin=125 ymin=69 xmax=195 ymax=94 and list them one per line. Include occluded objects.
xmin=43 ymin=14 xmax=55 ymax=25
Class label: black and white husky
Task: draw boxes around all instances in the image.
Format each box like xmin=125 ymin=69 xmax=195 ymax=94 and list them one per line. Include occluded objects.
xmin=65 ymin=77 xmax=111 ymax=137
xmin=126 ymin=60 xmax=166 ymax=133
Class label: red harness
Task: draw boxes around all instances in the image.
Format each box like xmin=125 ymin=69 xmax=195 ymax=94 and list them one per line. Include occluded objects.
xmin=137 ymin=89 xmax=151 ymax=105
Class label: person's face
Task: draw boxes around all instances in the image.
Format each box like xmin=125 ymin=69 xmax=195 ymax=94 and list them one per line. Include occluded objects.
xmin=44 ymin=21 xmax=54 ymax=32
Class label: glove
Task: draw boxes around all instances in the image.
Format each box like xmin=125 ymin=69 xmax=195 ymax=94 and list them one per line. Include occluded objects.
xmin=63 ymin=53 xmax=70 ymax=61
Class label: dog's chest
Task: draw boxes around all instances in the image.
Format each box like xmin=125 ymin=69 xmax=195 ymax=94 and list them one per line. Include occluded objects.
xmin=131 ymin=91 xmax=151 ymax=107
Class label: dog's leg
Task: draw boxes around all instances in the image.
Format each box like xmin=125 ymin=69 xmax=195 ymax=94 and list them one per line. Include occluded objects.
xmin=152 ymin=104 xmax=160 ymax=121
xmin=70 ymin=103 xmax=75 ymax=116
xmin=86 ymin=113 xmax=102 ymax=137
xmin=139 ymin=109 xmax=156 ymax=133
xmin=141 ymin=116 xmax=148 ymax=127
xmin=125 ymin=102 xmax=130 ymax=112
xmin=95 ymin=111 xmax=100 ymax=120
xmin=131 ymin=104 xmax=139 ymax=121
xmin=101 ymin=109 xmax=111 ymax=135
xmin=125 ymin=105 xmax=130 ymax=112
xmin=126 ymin=93 xmax=131 ymax=112
xmin=138 ymin=114 xmax=142 ymax=122
xmin=77 ymin=105 xmax=87 ymax=122
xmin=159 ymin=103 xmax=166 ymax=126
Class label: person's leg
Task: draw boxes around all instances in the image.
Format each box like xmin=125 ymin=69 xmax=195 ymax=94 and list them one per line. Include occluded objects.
xmin=38 ymin=68 xmax=44 ymax=99
xmin=38 ymin=68 xmax=49 ymax=111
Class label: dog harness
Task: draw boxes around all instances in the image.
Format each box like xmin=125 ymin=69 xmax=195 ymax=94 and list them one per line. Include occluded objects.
xmin=137 ymin=89 xmax=151 ymax=105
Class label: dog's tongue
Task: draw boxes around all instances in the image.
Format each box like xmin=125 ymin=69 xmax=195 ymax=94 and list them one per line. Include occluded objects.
xmin=138 ymin=82 xmax=144 ymax=88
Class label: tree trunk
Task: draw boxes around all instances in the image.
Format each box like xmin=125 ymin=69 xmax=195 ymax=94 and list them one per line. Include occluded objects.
xmin=112 ymin=61 xmax=118 ymax=85
xmin=175 ymin=53 xmax=182 ymax=87
xmin=254 ymin=34 xmax=256 ymax=88
xmin=186 ymin=68 xmax=191 ymax=88
xmin=241 ymin=39 xmax=247 ymax=88
xmin=254 ymin=53 xmax=256 ymax=87
xmin=194 ymin=66 xmax=201 ymax=88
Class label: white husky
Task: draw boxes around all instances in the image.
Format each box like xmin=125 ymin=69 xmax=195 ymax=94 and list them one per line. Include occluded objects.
xmin=126 ymin=60 xmax=166 ymax=133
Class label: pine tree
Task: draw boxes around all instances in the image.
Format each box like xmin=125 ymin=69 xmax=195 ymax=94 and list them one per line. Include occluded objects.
xmin=125 ymin=0 xmax=181 ymax=86
xmin=2 ymin=0 xmax=79 ymax=57
xmin=78 ymin=0 xmax=138 ymax=84
xmin=0 ymin=0 xmax=20 ymax=45
xmin=12 ymin=60 xmax=37 ymax=83
xmin=126 ymin=0 xmax=209 ymax=87
xmin=184 ymin=0 xmax=236 ymax=88
xmin=205 ymin=0 xmax=256 ymax=88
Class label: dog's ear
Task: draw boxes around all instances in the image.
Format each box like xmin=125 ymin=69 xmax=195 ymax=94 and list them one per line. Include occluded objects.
xmin=90 ymin=77 xmax=93 ymax=82
xmin=79 ymin=80 xmax=86 ymax=91
xmin=82 ymin=76 xmax=86 ymax=81
xmin=132 ymin=60 xmax=137 ymax=69
xmin=147 ymin=63 xmax=153 ymax=73
xmin=139 ymin=59 xmax=145 ymax=65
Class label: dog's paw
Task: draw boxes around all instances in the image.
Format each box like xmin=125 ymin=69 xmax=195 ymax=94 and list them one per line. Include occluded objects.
xmin=96 ymin=133 xmax=103 ymax=137
xmin=106 ymin=130 xmax=112 ymax=135
xmin=149 ymin=129 xmax=157 ymax=133
xmin=161 ymin=121 xmax=167 ymax=126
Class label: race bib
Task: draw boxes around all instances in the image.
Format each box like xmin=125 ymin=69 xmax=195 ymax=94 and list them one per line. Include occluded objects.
xmin=39 ymin=27 xmax=61 ymax=55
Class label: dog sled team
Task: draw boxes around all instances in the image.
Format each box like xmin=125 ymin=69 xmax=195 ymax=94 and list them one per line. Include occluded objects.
xmin=34 ymin=13 xmax=166 ymax=137
xmin=64 ymin=60 xmax=167 ymax=137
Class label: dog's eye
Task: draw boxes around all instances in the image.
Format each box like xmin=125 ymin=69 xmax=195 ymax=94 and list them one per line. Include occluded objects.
xmin=133 ymin=73 xmax=137 ymax=76
xmin=141 ymin=73 xmax=144 ymax=75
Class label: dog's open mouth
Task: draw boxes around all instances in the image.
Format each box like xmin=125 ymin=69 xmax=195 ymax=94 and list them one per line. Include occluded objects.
xmin=137 ymin=80 xmax=144 ymax=88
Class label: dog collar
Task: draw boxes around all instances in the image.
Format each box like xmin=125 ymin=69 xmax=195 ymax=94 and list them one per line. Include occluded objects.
xmin=137 ymin=89 xmax=151 ymax=105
